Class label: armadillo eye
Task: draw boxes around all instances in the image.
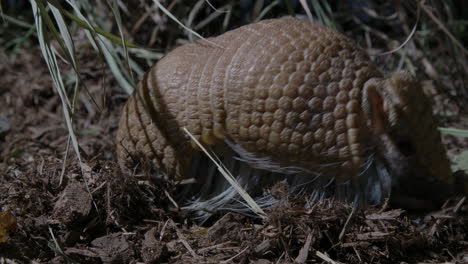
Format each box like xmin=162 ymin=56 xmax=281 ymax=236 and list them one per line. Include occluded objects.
xmin=396 ymin=137 xmax=416 ymax=157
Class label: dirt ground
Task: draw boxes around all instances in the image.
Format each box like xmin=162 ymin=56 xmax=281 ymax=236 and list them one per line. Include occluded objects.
xmin=0 ymin=43 xmax=467 ymax=264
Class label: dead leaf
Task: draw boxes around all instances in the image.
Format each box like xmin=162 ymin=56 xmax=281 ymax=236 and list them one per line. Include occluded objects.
xmin=0 ymin=211 xmax=17 ymax=243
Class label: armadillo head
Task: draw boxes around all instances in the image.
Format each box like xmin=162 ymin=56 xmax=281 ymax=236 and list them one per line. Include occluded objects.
xmin=363 ymin=72 xmax=454 ymax=210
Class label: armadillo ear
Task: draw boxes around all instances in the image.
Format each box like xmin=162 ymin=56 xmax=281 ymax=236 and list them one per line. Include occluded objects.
xmin=363 ymin=79 xmax=387 ymax=135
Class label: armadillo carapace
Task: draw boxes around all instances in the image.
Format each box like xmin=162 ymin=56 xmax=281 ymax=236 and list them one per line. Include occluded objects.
xmin=116 ymin=18 xmax=456 ymax=213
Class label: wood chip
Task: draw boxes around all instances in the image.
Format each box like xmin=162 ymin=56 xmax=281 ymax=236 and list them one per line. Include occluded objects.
xmin=366 ymin=209 xmax=404 ymax=220
xmin=356 ymin=232 xmax=391 ymax=241
xmin=295 ymin=233 xmax=313 ymax=263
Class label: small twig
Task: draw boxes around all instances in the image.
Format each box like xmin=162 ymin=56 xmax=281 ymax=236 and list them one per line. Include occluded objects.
xmin=295 ymin=233 xmax=313 ymax=263
xmin=178 ymin=238 xmax=198 ymax=259
xmin=106 ymin=182 xmax=111 ymax=220
xmin=220 ymin=247 xmax=248 ymax=264
xmin=197 ymin=241 xmax=233 ymax=254
xmin=378 ymin=198 xmax=390 ymax=213
xmin=172 ymin=220 xmax=199 ymax=259
xmin=131 ymin=6 xmax=154 ymax=34
xmin=108 ymin=209 xmax=128 ymax=233
xmin=377 ymin=0 xmax=421 ymax=56
xmin=205 ymin=0 xmax=229 ymax=13
xmin=164 ymin=189 xmax=179 ymax=210
xmin=353 ymin=16 xmax=391 ymax=42
xmin=352 ymin=246 xmax=362 ymax=262
xmin=430 ymin=197 xmax=465 ymax=236
xmin=339 ymin=206 xmax=356 ymax=241
xmin=48 ymin=227 xmax=77 ymax=263
xmin=91 ymin=181 xmax=107 ymax=194
xmin=421 ymin=2 xmax=468 ymax=56
xmin=277 ymin=220 xmax=291 ymax=260
xmin=159 ymin=219 xmax=169 ymax=241
xmin=316 ymin=250 xmax=341 ymax=264
xmin=445 ymin=248 xmax=456 ymax=261
xmin=453 ymin=197 xmax=465 ymax=213
xmin=142 ymin=219 xmax=162 ymax=224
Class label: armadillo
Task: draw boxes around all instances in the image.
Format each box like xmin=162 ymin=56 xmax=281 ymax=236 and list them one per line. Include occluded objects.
xmin=116 ymin=17 xmax=459 ymax=216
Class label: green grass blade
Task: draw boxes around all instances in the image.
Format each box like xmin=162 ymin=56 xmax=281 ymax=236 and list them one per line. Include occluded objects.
xmin=183 ymin=128 xmax=266 ymax=218
xmin=151 ymin=0 xmax=220 ymax=48
xmin=33 ymin=0 xmax=74 ymax=65
xmin=1 ymin=14 xmax=34 ymax=28
xmin=31 ymin=3 xmax=77 ymax=158
xmin=48 ymin=2 xmax=82 ymax=112
xmin=439 ymin=127 xmax=468 ymax=137
xmin=49 ymin=4 xmax=76 ymax=66
xmin=109 ymin=0 xmax=135 ymax=84
xmin=46 ymin=0 xmax=138 ymax=48
xmin=66 ymin=0 xmax=135 ymax=93
xmin=299 ymin=0 xmax=314 ymax=22
xmin=255 ymin=0 xmax=280 ymax=22
xmin=98 ymin=36 xmax=135 ymax=94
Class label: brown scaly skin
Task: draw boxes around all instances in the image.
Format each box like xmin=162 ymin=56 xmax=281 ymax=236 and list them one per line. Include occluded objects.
xmin=116 ymin=18 xmax=460 ymax=210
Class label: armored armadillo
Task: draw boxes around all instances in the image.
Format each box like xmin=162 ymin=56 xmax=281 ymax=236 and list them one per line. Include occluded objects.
xmin=116 ymin=17 xmax=457 ymax=217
